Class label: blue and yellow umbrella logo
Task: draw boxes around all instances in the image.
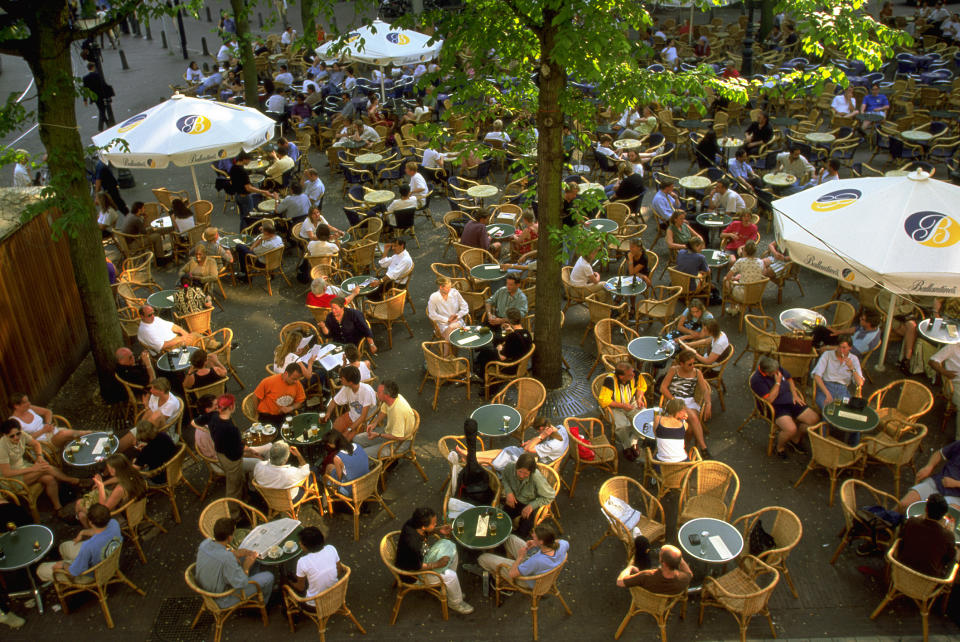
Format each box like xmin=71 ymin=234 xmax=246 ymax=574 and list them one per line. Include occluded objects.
xmin=904 ymin=211 xmax=960 ymax=248
xmin=175 ymin=114 xmax=211 ymax=135
xmin=811 ymin=188 xmax=861 ymax=212
xmin=146 ymin=158 xmax=156 ymax=168
xmin=117 ymin=114 xmax=147 ymax=133
xmin=386 ymin=32 xmax=410 ymax=45
xmin=841 ymin=268 xmax=856 ymax=282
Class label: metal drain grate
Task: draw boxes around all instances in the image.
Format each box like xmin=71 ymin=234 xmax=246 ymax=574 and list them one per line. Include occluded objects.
xmin=149 ymin=596 xmax=207 ymax=642
xmin=540 ymin=345 xmax=597 ymax=421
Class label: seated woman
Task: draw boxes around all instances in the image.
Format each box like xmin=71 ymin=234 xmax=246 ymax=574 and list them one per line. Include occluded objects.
xmin=474 ymin=309 xmax=532 ymax=377
xmin=170 ymin=198 xmax=195 ymax=234
xmin=301 ymin=207 xmax=344 ymax=242
xmin=659 ymin=350 xmax=712 ymax=458
xmin=306 ymin=275 xmax=352 ymax=309
xmin=320 ymin=296 xmax=378 ymax=355
xmin=272 ymin=329 xmax=325 ymax=391
xmin=117 ymin=377 xmax=183 ymax=453
xmin=652 ymin=399 xmax=690 ymax=463
xmin=341 ymin=344 xmax=373 ymax=381
xmin=510 ymin=210 xmax=539 ymax=259
xmin=467 ymin=418 xmax=569 ymax=471
xmin=133 ymin=419 xmax=178 ymax=483
xmin=9 ymin=393 xmax=90 ymax=450
xmin=665 ymin=211 xmax=703 ymax=253
xmin=483 ymin=119 xmax=511 ymax=144
xmin=318 ymin=430 xmax=369 ymax=498
xmin=183 ymin=349 xmax=227 ymax=390
xmin=672 ymin=298 xmax=714 ymax=341
xmin=679 ymin=318 xmax=731 ymax=378
xmin=0 ymin=419 xmax=86 ymax=517
xmin=95 ymin=192 xmax=120 ymax=234
xmin=624 ymin=239 xmax=653 ymax=290
xmin=177 ymin=244 xmax=219 ymax=288
xmin=74 ymin=453 xmax=146 ymax=529
xmin=723 ymin=240 xmax=765 ymax=310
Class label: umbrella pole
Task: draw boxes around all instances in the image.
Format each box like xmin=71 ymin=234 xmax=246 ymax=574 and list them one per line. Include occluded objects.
xmin=689 ymin=6 xmax=694 ymax=44
xmin=190 ymin=165 xmax=202 ymax=202
xmin=876 ymin=292 xmax=898 ymax=373
xmin=380 ymin=66 xmax=386 ymax=102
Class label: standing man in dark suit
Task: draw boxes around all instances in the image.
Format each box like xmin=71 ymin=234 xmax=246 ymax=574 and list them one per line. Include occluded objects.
xmin=82 ymin=62 xmax=115 ymax=130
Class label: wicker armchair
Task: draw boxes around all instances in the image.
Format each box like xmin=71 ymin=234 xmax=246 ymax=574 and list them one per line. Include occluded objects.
xmin=141 ymin=444 xmax=198 ymax=523
xmin=734 ymin=315 xmax=780 ymax=369
xmin=870 ymin=539 xmax=958 ymax=641
xmin=721 ymin=277 xmax=769 ymax=332
xmin=110 ymin=496 xmax=166 ymax=565
xmin=644 ymin=447 xmax=702 ymax=500
xmin=667 ymin=266 xmax=711 ymax=306
xmin=830 ymin=479 xmax=900 ymax=564
xmin=698 ymin=555 xmax=779 ymax=642
xmin=580 ymin=293 xmax=627 ymax=345
xmin=484 ymin=342 xmax=536 ymax=400
xmin=0 ymin=471 xmax=43 ymax=520
xmin=492 ymin=377 xmax=547 ymax=436
xmin=635 ymin=285 xmax=683 ymax=331
xmin=766 ymin=258 xmax=803 ymax=303
xmin=589 ymin=318 xmax=638 ymax=378
xmin=364 ymin=288 xmax=413 ymax=349
xmin=282 ymin=562 xmax=366 ymax=640
xmin=793 ymin=423 xmax=866 ymax=506
xmin=184 ymin=562 xmax=268 ymax=642
xmin=615 ymin=578 xmax=687 ymax=641
xmin=324 ymin=460 xmax=395 ymax=540
xmin=114 ymin=373 xmax=147 ymax=424
xmin=561 ymin=265 xmax=592 ymax=311
xmin=732 ymin=506 xmax=803 ymax=598
xmin=253 ymin=472 xmax=325 ymax=520
xmin=245 ymin=245 xmax=291 ymax=296
xmin=198 ymin=498 xmax=267 ymax=539
xmin=563 ymin=417 xmax=618 ymax=497
xmin=374 ymin=409 xmax=428 ymax=487
xmin=490 ymin=555 xmax=572 ymax=641
xmin=692 ymin=343 xmax=735 ymax=411
xmin=120 ymin=251 xmax=161 ymax=290
xmin=533 ymin=463 xmax=564 ymax=534
xmin=677 ymin=460 xmax=740 ymax=524
xmin=441 ymin=467 xmax=502 ymax=519
xmin=436 ymin=434 xmax=487 ymax=493
xmin=592 ymin=475 xmax=666 ymax=558
xmin=811 ymin=300 xmax=856 ymax=330
xmin=868 ymin=379 xmax=934 ymax=437
xmin=379 ymin=530 xmax=449 ymax=624
xmin=204 ymin=327 xmax=244 ymax=388
xmin=419 ymin=340 xmax=470 ymax=410
xmin=862 ymin=421 xmax=927 ymax=497
xmin=53 ymin=544 xmax=145 ymax=629
xmin=341 ymin=239 xmax=378 ymax=274
xmin=772 ymin=347 xmax=818 ymax=390
xmin=737 ymin=387 xmax=779 ymax=456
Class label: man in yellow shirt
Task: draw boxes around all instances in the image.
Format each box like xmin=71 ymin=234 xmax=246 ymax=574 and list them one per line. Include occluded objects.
xmin=264 ymin=145 xmax=295 ymax=190
xmin=354 ymin=380 xmax=416 ymax=457
xmin=598 ymin=361 xmax=647 ymax=460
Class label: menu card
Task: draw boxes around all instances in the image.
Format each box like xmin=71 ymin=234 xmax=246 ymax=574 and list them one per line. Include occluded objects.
xmin=91 ymin=437 xmax=109 ymax=455
xmin=475 ymin=515 xmax=489 ymax=537
xmin=708 ymin=535 xmax=732 ymax=559
xmin=837 ymin=410 xmax=868 ymax=422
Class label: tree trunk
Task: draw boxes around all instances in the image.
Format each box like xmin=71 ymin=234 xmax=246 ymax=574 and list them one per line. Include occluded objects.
xmin=758 ymin=0 xmax=775 ymax=40
xmin=25 ymin=5 xmax=123 ymax=398
xmin=300 ymin=0 xmax=317 ymax=50
xmin=532 ymin=20 xmax=565 ymax=390
xmin=232 ymin=0 xmax=261 ymax=108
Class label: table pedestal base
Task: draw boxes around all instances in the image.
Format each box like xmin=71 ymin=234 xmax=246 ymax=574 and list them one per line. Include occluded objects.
xmin=7 ymin=570 xmax=45 ymax=613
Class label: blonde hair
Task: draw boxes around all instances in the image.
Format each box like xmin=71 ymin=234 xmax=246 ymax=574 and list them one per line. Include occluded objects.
xmin=202 ymin=226 xmax=218 ymax=242
xmin=436 ymin=276 xmax=451 ymax=287
xmin=492 ymin=119 xmax=503 ymax=129
xmin=275 ymin=331 xmax=304 ymax=368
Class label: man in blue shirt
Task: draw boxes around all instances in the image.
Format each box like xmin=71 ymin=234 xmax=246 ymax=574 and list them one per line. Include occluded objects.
xmin=812 ymin=308 xmax=882 ymax=358
xmin=860 ymin=84 xmax=890 ymax=126
xmin=651 ymin=180 xmax=682 ymax=230
xmin=749 ymin=357 xmax=818 ymax=459
xmin=195 ymin=517 xmax=274 ymax=607
xmin=477 ymin=523 xmax=569 ymax=587
xmin=728 ymin=148 xmax=761 ymax=189
xmin=36 ymin=503 xmax=122 ymax=583
xmin=900 ymin=440 xmax=960 ymax=511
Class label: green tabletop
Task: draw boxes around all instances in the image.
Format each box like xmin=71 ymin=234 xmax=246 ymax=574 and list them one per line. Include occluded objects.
xmin=282 ymin=412 xmax=331 ymax=446
xmin=486 ymin=223 xmax=516 ymax=240
xmin=341 ymin=275 xmax=379 ymax=296
xmin=233 ymin=524 xmax=304 ymax=566
xmin=906 ymin=501 xmax=960 ymax=544
xmin=449 ymin=325 xmax=494 ymax=350
xmin=584 ymin=218 xmax=619 ymax=234
xmin=157 ymin=346 xmax=199 ymax=373
xmin=219 ymin=234 xmax=254 ymax=249
xmin=930 ymin=110 xmax=960 ymax=120
xmin=696 ymin=213 xmax=732 ymax=228
xmin=470 ymin=403 xmax=522 ymax=437
xmin=452 ymin=506 xmax=513 ymax=550
xmin=702 ymin=249 xmax=728 ymax=268
xmin=595 ymin=124 xmax=615 ymax=135
xmin=470 ymin=264 xmax=507 ymax=282
xmin=770 ymin=116 xmax=800 ymax=127
xmin=676 ymin=119 xmax=708 ymax=130
xmin=678 ymin=517 xmax=743 ymax=564
xmin=822 ymin=402 xmax=879 ymax=434
xmin=146 ymin=289 xmax=178 ymax=310
xmin=0 ymin=525 xmax=55 ymax=571
xmin=63 ymin=432 xmax=119 ymax=468
xmin=628 ymin=336 xmax=675 ymax=362
xmin=857 ymin=112 xmax=884 ymax=122
xmin=604 ymin=276 xmax=647 ymax=298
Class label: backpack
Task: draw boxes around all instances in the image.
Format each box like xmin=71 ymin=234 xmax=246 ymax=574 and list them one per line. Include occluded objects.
xmin=567 ymin=423 xmax=595 ymax=461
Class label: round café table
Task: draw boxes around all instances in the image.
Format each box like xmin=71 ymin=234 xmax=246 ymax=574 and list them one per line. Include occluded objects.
xmin=632 ymin=407 xmax=660 ymax=441
xmin=282 ymin=412 xmax=331 ymax=447
xmin=678 ymin=517 xmax=744 ymax=592
xmin=804 ymin=132 xmax=836 ymax=145
xmin=470 ymin=403 xmax=522 ymax=437
xmin=63 ymin=431 xmax=119 ymax=476
xmin=219 ymin=234 xmax=253 ymax=250
xmin=884 ymin=169 xmax=910 ymax=177
xmin=902 ymin=129 xmax=934 ymax=143
xmin=486 ymin=223 xmax=516 ymax=241
xmin=918 ymin=318 xmax=960 ymax=344
xmin=233 ymin=522 xmax=304 ymax=567
xmin=470 ymin=263 xmax=507 ymax=282
xmin=612 ymin=138 xmax=644 ymax=150
xmin=763 ymin=172 xmax=797 ymax=188
xmin=0 ymin=524 xmax=55 ymax=613
xmin=150 ymin=216 xmax=173 ymax=230
xmin=930 ymin=110 xmax=960 ymax=121
xmin=449 ymin=325 xmax=493 ymax=371
xmin=719 ymin=137 xmax=743 ymax=159
xmin=856 ymin=113 xmax=884 ymax=123
xmin=584 ymin=218 xmax=619 ymax=234
xmin=452 ymin=506 xmax=513 ymax=550
xmin=336 ymin=139 xmax=366 ymax=150
xmin=822 ymin=402 xmax=879 ymax=445
xmin=702 ymin=248 xmax=728 ymax=269
xmin=628 ymin=337 xmax=675 ymax=363
xmin=906 ymin=501 xmax=960 ymax=544
xmin=341 ymin=275 xmax=379 ymax=297
xmin=604 ymin=275 xmax=647 ymax=298
xmin=696 ymin=212 xmax=732 ymax=246
xmin=157 ymin=346 xmax=200 ymax=374
xmin=779 ymin=308 xmax=827 ymax=334
xmin=247 ymin=159 xmax=270 ymax=172
xmin=354 ymin=152 xmax=384 ymax=165
xmin=676 ymin=119 xmax=708 ymax=130
xmin=244 ymin=422 xmax=277 ymax=447
xmin=257 ymin=200 xmax=279 ymax=213
xmin=363 ymin=189 xmax=395 ymax=205
xmin=146 ymin=289 xmax=179 ymax=313
xmin=678 ymin=175 xmax=712 ymax=191
xmin=467 ymin=185 xmax=499 ymax=201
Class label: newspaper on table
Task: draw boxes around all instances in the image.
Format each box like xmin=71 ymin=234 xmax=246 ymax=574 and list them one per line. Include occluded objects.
xmin=316 ymin=343 xmax=345 ymax=371
xmin=238 ymin=518 xmax=301 ymax=557
xmin=166 ymin=294 xmax=175 ymax=303
xmin=458 ymin=333 xmax=481 ymax=345
xmin=297 ymin=343 xmax=324 ymax=364
xmin=91 ymin=437 xmax=109 ymax=455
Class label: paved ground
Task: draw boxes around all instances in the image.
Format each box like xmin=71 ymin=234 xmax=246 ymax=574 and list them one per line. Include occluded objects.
xmin=1 ymin=1 xmax=959 ymax=640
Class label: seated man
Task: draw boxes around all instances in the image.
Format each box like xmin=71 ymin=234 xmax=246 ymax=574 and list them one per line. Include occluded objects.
xmin=306 ymin=224 xmax=339 ymax=257
xmin=385 ymin=184 xmax=418 ymax=228
xmin=368 ymin=239 xmax=413 ymax=302
xmin=598 ymin=361 xmax=647 ymax=460
xmin=703 ymin=178 xmax=745 ymax=214
xmin=460 ymin=209 xmax=501 ymax=256
xmin=322 ymin=365 xmax=376 ymax=439
xmin=195 ymin=517 xmax=274 ymax=607
xmin=485 ymin=275 xmax=528 ymax=331
xmin=812 ymin=337 xmax=865 ymax=409
xmin=263 ymin=147 xmax=294 ymax=191
xmin=253 ymin=364 xmax=306 ymax=427
xmin=277 ymin=183 xmax=311 ymax=224
xmin=776 ymin=146 xmax=815 ymax=194
xmin=860 ymin=83 xmax=890 ymax=123
xmin=114 ymin=346 xmax=155 ymax=388
xmin=930 ymin=340 xmax=960 ymax=439
xmin=354 ymin=381 xmax=416 ymax=457
xmin=897 ymin=492 xmax=956 ymax=578
xmin=0 ymin=419 xmax=83 ymax=517
xmin=900 ymin=440 xmax=960 ymax=511
xmin=719 ymin=210 xmax=758 ymax=263
xmin=501 ymin=453 xmax=558 ymax=538
xmin=570 ymin=248 xmax=607 ymax=296
xmin=812 ymin=308 xmax=882 ymax=358
xmin=234 ymin=219 xmax=284 ymax=277
xmin=750 ymin=357 xmax=819 ymax=459
xmin=136 ymin=304 xmax=200 ymax=356
xmin=616 ymin=544 xmax=692 ymax=594
xmin=474 ymin=308 xmax=532 ymax=376
xmin=395 ymin=507 xmax=474 ymax=614
xmin=478 ymin=523 xmax=569 ymax=584
xmin=289 ymin=526 xmax=340 ymax=600
xmin=253 ymin=441 xmax=310 ymax=500
xmin=650 ymin=180 xmax=682 ymax=231
xmin=470 ymin=417 xmax=568 ymax=471
xmin=831 ymin=86 xmax=858 ymax=117
xmin=141 ymin=377 xmax=182 ymax=430
xmin=426 ymin=276 xmax=469 ymax=341
xmin=36 ymin=503 xmax=121 ymax=583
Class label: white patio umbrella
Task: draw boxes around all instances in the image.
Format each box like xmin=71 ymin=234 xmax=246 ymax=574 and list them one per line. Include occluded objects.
xmin=315 ymin=19 xmax=442 ymax=100
xmin=773 ymin=170 xmax=960 ymax=368
xmin=91 ymin=94 xmax=276 ymax=201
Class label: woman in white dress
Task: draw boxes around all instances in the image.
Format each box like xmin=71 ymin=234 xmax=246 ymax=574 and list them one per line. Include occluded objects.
xmin=9 ymin=393 xmax=91 ymax=450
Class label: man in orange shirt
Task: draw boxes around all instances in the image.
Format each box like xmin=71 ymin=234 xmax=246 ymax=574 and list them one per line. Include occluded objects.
xmin=254 ymin=364 xmax=306 ymax=427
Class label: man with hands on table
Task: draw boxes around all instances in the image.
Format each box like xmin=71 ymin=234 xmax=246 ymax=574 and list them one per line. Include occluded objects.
xmin=323 ymin=365 xmax=376 ymax=439
xmin=427 ymin=276 xmax=469 ymax=342
xmin=137 ymin=304 xmax=201 ymax=356
xmin=486 ymin=274 xmax=528 ymax=332
xmin=478 ymin=523 xmax=569 ymax=585
xmin=254 ymin=363 xmax=306 ymax=428
xmin=196 ymin=517 xmax=274 ymax=607
xmin=367 ymin=238 xmax=413 ymax=302
xmin=501 ymin=453 xmax=558 ymax=538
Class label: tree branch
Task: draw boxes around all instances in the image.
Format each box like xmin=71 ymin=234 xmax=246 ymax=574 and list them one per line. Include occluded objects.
xmin=501 ymin=0 xmax=541 ymax=36
xmin=70 ymin=0 xmax=141 ymax=41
